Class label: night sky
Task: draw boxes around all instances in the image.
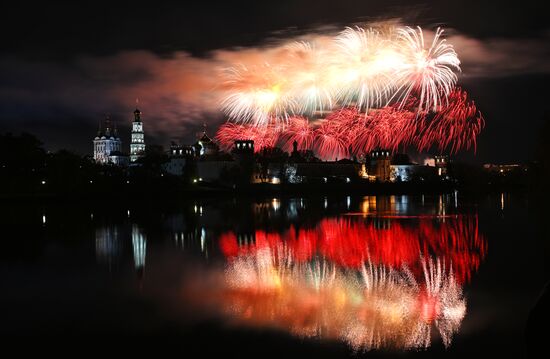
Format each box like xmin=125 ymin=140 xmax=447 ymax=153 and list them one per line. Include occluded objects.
xmin=1 ymin=1 xmax=548 ymax=163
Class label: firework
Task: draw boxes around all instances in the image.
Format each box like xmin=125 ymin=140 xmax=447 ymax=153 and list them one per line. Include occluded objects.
xmin=418 ymin=88 xmax=484 ymax=153
xmin=215 ymin=122 xmax=281 ymax=153
xmin=220 ymin=64 xmax=294 ymax=126
xmin=221 ymin=25 xmax=461 ymax=123
xmin=389 ymin=27 xmax=460 ymax=112
xmin=313 ymin=119 xmax=350 ymax=161
xmin=277 ymin=116 xmax=316 ymax=152
xmin=217 ymin=24 xmax=480 ymax=157
xmin=286 ymin=42 xmax=336 ymax=115
xmin=333 ymin=27 xmax=398 ymax=110
xmin=354 ymin=105 xmax=418 ymax=154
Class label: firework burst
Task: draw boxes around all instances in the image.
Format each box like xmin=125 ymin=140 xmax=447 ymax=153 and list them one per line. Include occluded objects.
xmin=217 ymin=24 xmax=481 ymax=157
xmin=278 ymin=116 xmax=316 ymax=152
xmin=390 ymin=27 xmax=461 ymax=112
xmin=418 ymin=88 xmax=484 ymax=153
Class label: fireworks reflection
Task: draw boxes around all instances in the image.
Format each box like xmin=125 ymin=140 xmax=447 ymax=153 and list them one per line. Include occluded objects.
xmin=208 ymin=215 xmax=486 ymax=351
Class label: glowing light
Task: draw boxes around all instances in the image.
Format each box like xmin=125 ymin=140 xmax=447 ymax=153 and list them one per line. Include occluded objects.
xmin=217 ymin=24 xmax=481 ymax=158
xmin=221 ymin=25 xmax=461 ymax=123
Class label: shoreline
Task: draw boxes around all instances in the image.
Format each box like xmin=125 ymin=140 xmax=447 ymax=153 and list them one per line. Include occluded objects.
xmin=0 ymin=181 xmax=531 ymax=203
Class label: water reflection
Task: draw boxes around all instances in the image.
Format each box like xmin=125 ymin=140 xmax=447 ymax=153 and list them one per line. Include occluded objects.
xmin=219 ymin=257 xmax=465 ymax=350
xmin=90 ymin=195 xmax=487 ymax=352
xmin=132 ymin=224 xmax=146 ymax=270
xmin=95 ymin=226 xmax=122 ymax=269
xmin=207 ymin=207 xmax=486 ymax=351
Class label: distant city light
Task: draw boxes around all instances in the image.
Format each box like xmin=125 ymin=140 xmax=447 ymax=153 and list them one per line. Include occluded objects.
xmin=41 ymin=180 xmax=46 ymax=185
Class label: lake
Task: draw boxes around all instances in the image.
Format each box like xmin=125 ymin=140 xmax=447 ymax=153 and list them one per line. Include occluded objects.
xmin=0 ymin=193 xmax=547 ymax=357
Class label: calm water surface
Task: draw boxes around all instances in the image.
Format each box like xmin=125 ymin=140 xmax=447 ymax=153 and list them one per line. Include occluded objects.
xmin=0 ymin=194 xmax=546 ymax=357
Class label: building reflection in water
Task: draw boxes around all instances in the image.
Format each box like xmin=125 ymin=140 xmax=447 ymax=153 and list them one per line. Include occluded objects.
xmin=205 ymin=214 xmax=486 ymax=351
xmin=95 ymin=226 xmax=122 ymax=270
xmin=95 ymin=224 xmax=148 ymax=274
xmin=132 ymin=224 xmax=147 ymax=271
xmin=357 ymin=195 xmax=453 ymax=218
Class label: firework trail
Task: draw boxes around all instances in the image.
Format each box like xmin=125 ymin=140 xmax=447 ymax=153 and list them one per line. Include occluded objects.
xmin=215 ymin=122 xmax=281 ymax=153
xmin=217 ymin=24 xmax=482 ymax=158
xmin=418 ymin=88 xmax=484 ymax=154
xmin=314 ymin=118 xmax=350 ymax=161
xmin=333 ymin=27 xmax=398 ymax=110
xmin=355 ymin=105 xmax=418 ymax=153
xmin=220 ymin=64 xmax=294 ymax=126
xmin=220 ymin=25 xmax=461 ymax=124
xmin=389 ymin=27 xmax=460 ymax=112
xmin=277 ymin=116 xmax=316 ymax=152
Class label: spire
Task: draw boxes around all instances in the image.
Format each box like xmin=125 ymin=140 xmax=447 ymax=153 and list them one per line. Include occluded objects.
xmin=133 ymin=108 xmax=142 ymax=122
xmin=198 ymin=123 xmax=212 ymax=143
xmin=105 ymin=114 xmax=112 ymax=137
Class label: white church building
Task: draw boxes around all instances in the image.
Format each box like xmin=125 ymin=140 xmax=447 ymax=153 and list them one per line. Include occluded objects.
xmin=93 ymin=107 xmax=147 ymax=166
xmin=93 ymin=116 xmax=128 ymax=165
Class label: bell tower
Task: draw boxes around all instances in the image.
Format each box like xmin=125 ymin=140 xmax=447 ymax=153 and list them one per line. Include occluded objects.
xmin=130 ymin=106 xmax=146 ymax=163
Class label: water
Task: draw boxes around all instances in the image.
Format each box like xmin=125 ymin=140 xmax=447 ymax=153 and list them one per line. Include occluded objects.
xmin=0 ymin=194 xmax=547 ymax=357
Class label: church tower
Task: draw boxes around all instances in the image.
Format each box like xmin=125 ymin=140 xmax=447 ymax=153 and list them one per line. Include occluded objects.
xmin=93 ymin=115 xmax=123 ymax=165
xmin=130 ymin=108 xmax=146 ymax=163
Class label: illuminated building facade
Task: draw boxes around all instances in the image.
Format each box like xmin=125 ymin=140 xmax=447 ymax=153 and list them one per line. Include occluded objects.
xmin=93 ymin=116 xmax=127 ymax=165
xmin=435 ymin=155 xmax=449 ymax=176
xmin=130 ymin=108 xmax=146 ymax=163
xmin=194 ymin=125 xmax=219 ymax=157
xmin=370 ymin=149 xmax=391 ymax=182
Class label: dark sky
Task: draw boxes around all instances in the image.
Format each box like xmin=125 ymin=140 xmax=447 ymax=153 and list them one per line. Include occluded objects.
xmin=1 ymin=1 xmax=549 ymax=163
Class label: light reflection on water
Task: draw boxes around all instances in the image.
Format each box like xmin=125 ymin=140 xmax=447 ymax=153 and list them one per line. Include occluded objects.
xmin=91 ymin=195 xmax=487 ymax=352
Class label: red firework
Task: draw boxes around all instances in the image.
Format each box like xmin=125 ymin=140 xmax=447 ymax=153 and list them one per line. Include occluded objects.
xmin=312 ymin=108 xmax=365 ymax=160
xmin=215 ymin=122 xmax=282 ymax=153
xmin=277 ymin=116 xmax=316 ymax=152
xmin=215 ymin=88 xmax=483 ymax=158
xmin=354 ymin=105 xmax=418 ymax=154
xmin=418 ymin=88 xmax=484 ymax=154
xmin=313 ymin=118 xmax=350 ymax=161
